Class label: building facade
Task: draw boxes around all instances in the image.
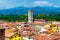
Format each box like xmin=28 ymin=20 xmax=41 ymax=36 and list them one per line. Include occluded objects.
xmin=0 ymin=28 xmax=5 ymax=40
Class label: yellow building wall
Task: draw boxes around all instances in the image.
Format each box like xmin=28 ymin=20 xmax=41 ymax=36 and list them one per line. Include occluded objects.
xmin=10 ymin=34 xmax=23 ymax=40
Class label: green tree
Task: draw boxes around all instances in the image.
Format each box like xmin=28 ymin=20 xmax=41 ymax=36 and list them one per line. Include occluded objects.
xmin=36 ymin=14 xmax=45 ymax=19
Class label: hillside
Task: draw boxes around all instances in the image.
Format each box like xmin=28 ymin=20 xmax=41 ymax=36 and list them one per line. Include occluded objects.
xmin=0 ymin=6 xmax=60 ymax=15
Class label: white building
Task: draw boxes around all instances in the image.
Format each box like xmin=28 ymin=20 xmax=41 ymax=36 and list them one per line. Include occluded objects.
xmin=52 ymin=21 xmax=60 ymax=25
xmin=23 ymin=36 xmax=34 ymax=40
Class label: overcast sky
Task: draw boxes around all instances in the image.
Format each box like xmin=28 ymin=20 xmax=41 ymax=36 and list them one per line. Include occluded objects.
xmin=0 ymin=0 xmax=60 ymax=9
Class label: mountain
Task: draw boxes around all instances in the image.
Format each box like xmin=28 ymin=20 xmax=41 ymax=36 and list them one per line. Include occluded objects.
xmin=31 ymin=7 xmax=60 ymax=15
xmin=0 ymin=6 xmax=60 ymax=15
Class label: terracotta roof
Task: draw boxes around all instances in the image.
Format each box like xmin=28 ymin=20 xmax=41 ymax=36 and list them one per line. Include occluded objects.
xmin=33 ymin=21 xmax=46 ymax=26
xmin=6 ymin=28 xmax=15 ymax=33
xmin=0 ymin=22 xmax=22 ymax=28
xmin=19 ymin=27 xmax=38 ymax=36
xmin=33 ymin=33 xmax=60 ymax=40
xmin=5 ymin=31 xmax=14 ymax=37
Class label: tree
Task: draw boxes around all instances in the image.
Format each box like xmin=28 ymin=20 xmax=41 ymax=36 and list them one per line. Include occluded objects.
xmin=36 ymin=14 xmax=46 ymax=19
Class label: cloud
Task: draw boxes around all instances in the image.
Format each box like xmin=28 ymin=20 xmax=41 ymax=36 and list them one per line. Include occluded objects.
xmin=34 ymin=1 xmax=60 ymax=7
xmin=0 ymin=0 xmax=21 ymax=9
xmin=0 ymin=0 xmax=60 ymax=9
xmin=33 ymin=1 xmax=60 ymax=7
xmin=53 ymin=5 xmax=60 ymax=7
xmin=34 ymin=1 xmax=53 ymax=6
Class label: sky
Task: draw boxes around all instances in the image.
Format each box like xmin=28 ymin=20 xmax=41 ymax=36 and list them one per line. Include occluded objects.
xmin=0 ymin=0 xmax=60 ymax=9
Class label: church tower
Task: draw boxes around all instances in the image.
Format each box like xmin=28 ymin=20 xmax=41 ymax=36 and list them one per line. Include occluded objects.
xmin=28 ymin=10 xmax=33 ymax=23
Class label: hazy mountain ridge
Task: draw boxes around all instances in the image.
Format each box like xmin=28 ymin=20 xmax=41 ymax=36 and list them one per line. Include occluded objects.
xmin=0 ymin=6 xmax=60 ymax=15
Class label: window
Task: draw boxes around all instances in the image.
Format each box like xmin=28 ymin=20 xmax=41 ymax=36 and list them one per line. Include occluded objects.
xmin=11 ymin=36 xmax=12 ymax=38
xmin=19 ymin=34 xmax=21 ymax=37
xmin=15 ymin=36 xmax=16 ymax=37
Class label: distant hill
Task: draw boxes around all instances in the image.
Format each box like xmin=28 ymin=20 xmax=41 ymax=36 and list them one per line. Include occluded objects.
xmin=0 ymin=6 xmax=60 ymax=15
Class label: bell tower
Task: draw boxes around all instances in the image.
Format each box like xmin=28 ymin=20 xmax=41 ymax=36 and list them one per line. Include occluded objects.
xmin=28 ymin=10 xmax=33 ymax=23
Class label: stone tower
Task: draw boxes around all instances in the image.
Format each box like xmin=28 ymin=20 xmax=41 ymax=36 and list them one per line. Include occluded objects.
xmin=28 ymin=10 xmax=33 ymax=23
